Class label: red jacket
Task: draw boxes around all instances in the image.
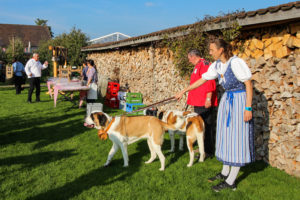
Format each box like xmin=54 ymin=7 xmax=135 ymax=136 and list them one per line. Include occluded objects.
xmin=187 ymin=59 xmax=218 ymax=107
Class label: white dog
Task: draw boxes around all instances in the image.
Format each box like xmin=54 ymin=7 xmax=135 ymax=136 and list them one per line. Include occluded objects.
xmin=159 ymin=110 xmax=205 ymax=167
xmin=85 ymin=111 xmax=175 ymax=171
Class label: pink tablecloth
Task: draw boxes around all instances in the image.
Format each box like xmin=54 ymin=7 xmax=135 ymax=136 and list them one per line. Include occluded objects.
xmin=47 ymin=78 xmax=89 ymax=107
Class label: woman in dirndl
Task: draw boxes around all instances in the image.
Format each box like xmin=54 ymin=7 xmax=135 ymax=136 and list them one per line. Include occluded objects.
xmin=86 ymin=59 xmax=98 ymax=103
xmin=175 ymin=38 xmax=254 ymax=192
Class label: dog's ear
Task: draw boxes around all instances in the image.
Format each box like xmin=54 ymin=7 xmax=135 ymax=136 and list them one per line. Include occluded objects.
xmin=91 ymin=112 xmax=102 ymax=120
xmin=158 ymin=111 xmax=164 ymax=120
xmin=98 ymin=114 xmax=107 ymax=127
xmin=167 ymin=112 xmax=177 ymax=124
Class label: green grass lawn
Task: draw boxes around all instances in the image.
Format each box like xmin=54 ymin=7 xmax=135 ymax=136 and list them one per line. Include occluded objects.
xmin=1 ymin=87 xmax=299 ymax=200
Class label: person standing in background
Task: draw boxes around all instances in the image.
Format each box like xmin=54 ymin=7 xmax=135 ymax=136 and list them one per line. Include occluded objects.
xmin=186 ymin=49 xmax=218 ymax=157
xmin=12 ymin=58 xmax=25 ymax=94
xmin=86 ymin=59 xmax=98 ymax=103
xmin=25 ymin=53 xmax=48 ymax=103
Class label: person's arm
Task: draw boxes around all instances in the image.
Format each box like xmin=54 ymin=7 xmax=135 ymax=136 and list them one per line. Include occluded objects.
xmin=230 ymin=58 xmax=253 ymax=121
xmin=87 ymin=78 xmax=91 ymax=86
xmin=175 ymin=61 xmax=218 ymax=100
xmin=25 ymin=60 xmax=32 ymax=76
xmin=42 ymin=61 xmax=48 ymax=69
xmin=175 ymin=78 xmax=207 ymax=100
xmin=205 ymin=92 xmax=212 ymax=108
xmin=86 ymin=68 xmax=94 ymax=86
xmin=202 ymin=63 xmax=215 ymax=108
xmin=12 ymin=63 xmax=16 ymax=74
xmin=244 ymin=80 xmax=253 ymax=122
xmin=81 ymin=68 xmax=84 ymax=81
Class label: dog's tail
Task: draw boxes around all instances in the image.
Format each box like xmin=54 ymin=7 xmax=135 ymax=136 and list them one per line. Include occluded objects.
xmin=159 ymin=121 xmax=177 ymax=131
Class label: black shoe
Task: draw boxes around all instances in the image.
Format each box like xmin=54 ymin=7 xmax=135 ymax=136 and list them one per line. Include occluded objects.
xmin=36 ymin=99 xmax=40 ymax=102
xmin=27 ymin=100 xmax=32 ymax=104
xmin=212 ymin=181 xmax=236 ymax=192
xmin=208 ymin=173 xmax=228 ymax=182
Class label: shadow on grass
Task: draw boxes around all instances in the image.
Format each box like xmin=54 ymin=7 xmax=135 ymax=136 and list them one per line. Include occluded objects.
xmin=0 ymin=149 xmax=77 ymax=167
xmin=162 ymin=137 xmax=187 ymax=167
xmin=0 ymin=114 xmax=87 ymax=149
xmin=0 ymin=149 xmax=77 ymax=179
xmin=236 ymin=160 xmax=268 ymax=184
xmin=26 ymin=141 xmax=149 ymax=200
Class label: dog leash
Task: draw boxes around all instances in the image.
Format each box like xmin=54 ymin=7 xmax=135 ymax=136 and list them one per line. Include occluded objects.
xmin=184 ymin=103 xmax=189 ymax=111
xmin=113 ymin=96 xmax=176 ymax=117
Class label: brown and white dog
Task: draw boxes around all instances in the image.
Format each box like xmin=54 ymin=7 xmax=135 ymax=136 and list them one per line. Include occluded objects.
xmin=159 ymin=110 xmax=205 ymax=167
xmin=85 ymin=111 xmax=176 ymax=171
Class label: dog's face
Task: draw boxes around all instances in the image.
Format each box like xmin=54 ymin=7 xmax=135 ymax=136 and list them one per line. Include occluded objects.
xmin=85 ymin=112 xmax=110 ymax=129
xmin=159 ymin=111 xmax=185 ymax=129
xmin=160 ymin=110 xmax=194 ymax=130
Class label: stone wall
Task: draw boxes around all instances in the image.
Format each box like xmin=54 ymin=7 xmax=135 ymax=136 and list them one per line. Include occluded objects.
xmin=87 ymin=22 xmax=300 ymax=177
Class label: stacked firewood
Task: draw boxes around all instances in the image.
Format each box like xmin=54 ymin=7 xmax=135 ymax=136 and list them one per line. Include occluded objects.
xmin=233 ymin=23 xmax=300 ymax=60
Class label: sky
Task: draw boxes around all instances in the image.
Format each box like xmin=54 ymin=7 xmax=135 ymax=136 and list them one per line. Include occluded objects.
xmin=0 ymin=0 xmax=296 ymax=40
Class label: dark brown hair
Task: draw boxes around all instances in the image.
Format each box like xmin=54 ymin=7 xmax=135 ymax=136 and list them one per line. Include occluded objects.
xmin=209 ymin=38 xmax=233 ymax=60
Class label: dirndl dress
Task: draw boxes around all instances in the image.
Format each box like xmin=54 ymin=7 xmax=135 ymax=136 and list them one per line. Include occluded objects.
xmin=215 ymin=59 xmax=255 ymax=166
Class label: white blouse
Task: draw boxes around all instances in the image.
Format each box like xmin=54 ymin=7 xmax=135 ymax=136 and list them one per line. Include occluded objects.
xmin=202 ymin=56 xmax=252 ymax=84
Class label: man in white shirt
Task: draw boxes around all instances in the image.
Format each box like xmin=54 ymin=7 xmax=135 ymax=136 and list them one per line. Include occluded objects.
xmin=25 ymin=53 xmax=48 ymax=103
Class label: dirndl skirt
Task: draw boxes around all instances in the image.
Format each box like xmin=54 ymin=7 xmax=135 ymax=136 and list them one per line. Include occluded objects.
xmin=215 ymin=91 xmax=255 ymax=166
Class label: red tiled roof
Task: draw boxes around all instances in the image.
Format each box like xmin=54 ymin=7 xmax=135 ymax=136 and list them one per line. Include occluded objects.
xmin=0 ymin=24 xmax=51 ymax=47
xmin=82 ymin=1 xmax=300 ymax=51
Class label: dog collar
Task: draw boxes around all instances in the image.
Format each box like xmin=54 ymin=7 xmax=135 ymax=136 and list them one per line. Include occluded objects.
xmin=98 ymin=117 xmax=115 ymax=140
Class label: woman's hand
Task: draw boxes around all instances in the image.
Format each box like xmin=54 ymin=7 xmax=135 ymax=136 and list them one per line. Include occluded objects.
xmin=244 ymin=110 xmax=252 ymax=122
xmin=205 ymin=100 xmax=212 ymax=108
xmin=175 ymin=90 xmax=186 ymax=100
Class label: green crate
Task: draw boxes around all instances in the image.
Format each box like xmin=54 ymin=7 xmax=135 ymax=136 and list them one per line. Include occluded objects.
xmin=127 ymin=104 xmax=146 ymax=116
xmin=126 ymin=93 xmax=143 ymax=104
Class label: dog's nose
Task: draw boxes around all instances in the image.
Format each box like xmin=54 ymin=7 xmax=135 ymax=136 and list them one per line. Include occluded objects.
xmin=84 ymin=123 xmax=95 ymax=128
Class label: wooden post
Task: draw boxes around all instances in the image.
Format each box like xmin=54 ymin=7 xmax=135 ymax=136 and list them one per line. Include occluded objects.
xmin=53 ymin=47 xmax=57 ymax=77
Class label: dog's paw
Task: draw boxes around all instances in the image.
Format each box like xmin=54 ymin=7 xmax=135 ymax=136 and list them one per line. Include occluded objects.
xmin=123 ymin=164 xmax=129 ymax=167
xmin=159 ymin=167 xmax=165 ymax=171
xmin=168 ymin=149 xmax=175 ymax=153
xmin=199 ymin=156 xmax=205 ymax=162
xmin=187 ymin=163 xmax=193 ymax=167
xmin=145 ymin=160 xmax=152 ymax=164
xmin=103 ymin=163 xmax=110 ymax=167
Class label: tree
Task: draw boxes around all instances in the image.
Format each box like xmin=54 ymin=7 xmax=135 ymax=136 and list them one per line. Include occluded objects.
xmin=35 ymin=18 xmax=48 ymax=26
xmin=5 ymin=37 xmax=25 ymax=64
xmin=55 ymin=27 xmax=89 ymax=66
xmin=35 ymin=18 xmax=54 ymax=38
xmin=36 ymin=27 xmax=89 ymax=76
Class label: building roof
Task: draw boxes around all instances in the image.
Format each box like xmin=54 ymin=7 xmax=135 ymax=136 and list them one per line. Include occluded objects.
xmin=82 ymin=1 xmax=300 ymax=52
xmin=0 ymin=24 xmax=51 ymax=48
xmin=89 ymin=32 xmax=131 ymax=45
